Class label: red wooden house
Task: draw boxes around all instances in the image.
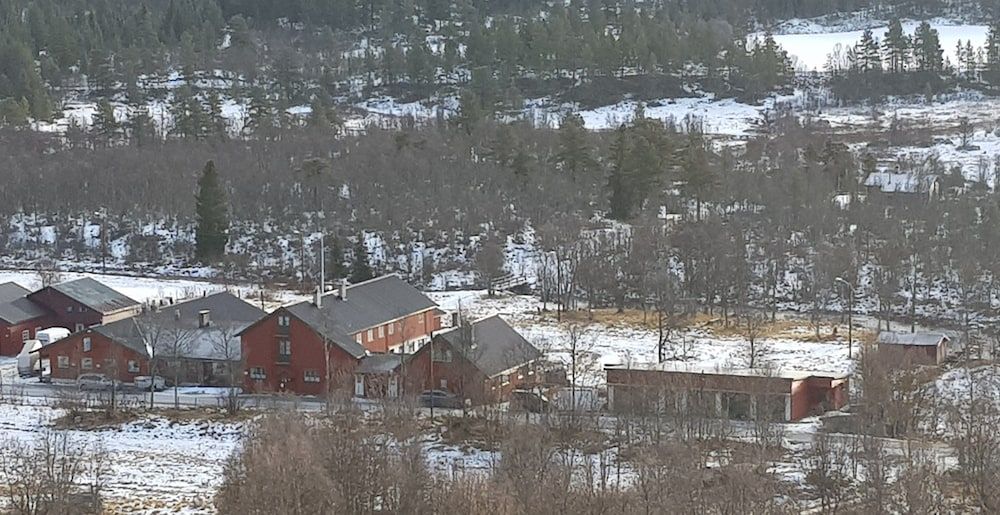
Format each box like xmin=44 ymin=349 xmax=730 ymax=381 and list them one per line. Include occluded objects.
xmin=0 ymin=282 xmax=51 ymax=356
xmin=239 ymin=275 xmax=442 ymax=395
xmin=405 ymin=315 xmax=542 ymax=404
xmin=27 ymin=277 xmax=141 ymax=332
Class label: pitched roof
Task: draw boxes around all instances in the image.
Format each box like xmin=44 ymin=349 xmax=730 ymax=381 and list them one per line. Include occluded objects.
xmin=877 ymin=331 xmax=949 ymax=347
xmin=94 ymin=292 xmax=265 ymax=360
xmin=0 ymin=282 xmax=48 ymax=324
xmin=282 ymin=275 xmax=437 ymax=358
xmin=356 ymin=353 xmax=404 ymax=374
xmin=47 ymin=278 xmax=140 ymax=314
xmin=0 ymin=282 xmax=31 ymax=303
xmin=437 ymin=315 xmax=541 ymax=377
xmin=605 ymin=362 xmax=849 ymax=381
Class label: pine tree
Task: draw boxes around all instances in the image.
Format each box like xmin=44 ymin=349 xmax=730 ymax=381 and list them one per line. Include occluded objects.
xmin=92 ymin=99 xmax=120 ymax=145
xmin=327 ymin=235 xmax=346 ymax=280
xmin=855 ymin=29 xmax=881 ymax=73
xmin=454 ymin=90 xmax=483 ymax=134
xmin=678 ymin=130 xmax=715 ymax=222
xmin=912 ymin=22 xmax=943 ymax=72
xmin=195 ymin=160 xmax=229 ymax=262
xmin=554 ymin=113 xmax=596 ymax=179
xmin=987 ymin=23 xmax=1000 ymax=75
xmin=207 ymin=91 xmax=228 ymax=139
xmin=607 ymin=125 xmax=634 ymax=220
xmin=350 ymin=236 xmax=374 ymax=283
xmin=883 ymin=18 xmax=910 ymax=74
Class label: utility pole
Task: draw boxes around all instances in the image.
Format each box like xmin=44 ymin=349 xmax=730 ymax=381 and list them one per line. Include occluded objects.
xmin=836 ymin=277 xmax=854 ymax=358
xmin=429 ymin=330 xmax=434 ymax=420
xmin=320 ymin=229 xmax=325 ymax=294
xmin=96 ymin=207 xmax=108 ymax=273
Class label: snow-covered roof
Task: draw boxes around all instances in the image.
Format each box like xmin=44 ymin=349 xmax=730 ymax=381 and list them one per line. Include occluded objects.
xmin=877 ymin=331 xmax=949 ymax=347
xmin=605 ymin=361 xmax=848 ymax=381
xmin=863 ymin=172 xmax=938 ymax=194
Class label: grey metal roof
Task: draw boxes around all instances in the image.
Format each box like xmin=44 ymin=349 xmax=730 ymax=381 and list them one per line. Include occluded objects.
xmin=0 ymin=282 xmax=31 ymax=303
xmin=284 ymin=275 xmax=437 ymax=359
xmin=0 ymin=296 xmax=49 ymax=324
xmin=49 ymin=278 xmax=140 ymax=314
xmin=356 ymin=354 xmax=404 ymax=374
xmin=437 ymin=315 xmax=541 ymax=378
xmin=94 ymin=292 xmax=265 ymax=360
xmin=877 ymin=331 xmax=949 ymax=347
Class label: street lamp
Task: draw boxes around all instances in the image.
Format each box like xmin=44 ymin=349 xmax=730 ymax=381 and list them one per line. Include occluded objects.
xmin=835 ymin=277 xmax=854 ymax=358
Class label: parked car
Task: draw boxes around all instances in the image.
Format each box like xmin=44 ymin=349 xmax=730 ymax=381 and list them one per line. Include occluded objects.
xmin=77 ymin=374 xmax=115 ymax=391
xmin=134 ymin=375 xmax=167 ymax=391
xmin=419 ymin=390 xmax=463 ymax=409
xmin=511 ymin=389 xmax=550 ymax=413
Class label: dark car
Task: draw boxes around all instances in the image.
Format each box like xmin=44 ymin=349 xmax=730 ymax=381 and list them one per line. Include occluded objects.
xmin=510 ymin=389 xmax=550 ymax=413
xmin=419 ymin=390 xmax=463 ymax=409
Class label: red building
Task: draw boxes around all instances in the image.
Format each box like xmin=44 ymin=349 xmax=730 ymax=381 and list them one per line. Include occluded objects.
xmin=605 ymin=363 xmax=849 ymax=422
xmin=37 ymin=292 xmax=264 ymax=385
xmin=0 ymin=282 xmax=51 ymax=356
xmin=27 ymin=277 xmax=140 ymax=333
xmin=239 ymin=275 xmax=443 ymax=395
xmin=876 ymin=331 xmax=950 ymax=366
xmin=405 ymin=315 xmax=542 ymax=405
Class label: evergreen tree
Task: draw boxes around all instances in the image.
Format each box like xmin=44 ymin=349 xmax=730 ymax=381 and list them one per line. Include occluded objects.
xmin=553 ymin=113 xmax=596 ymax=179
xmin=350 ymin=236 xmax=374 ymax=283
xmin=454 ymin=90 xmax=483 ymax=134
xmin=326 ymin=235 xmax=347 ymax=280
xmin=883 ymin=18 xmax=910 ymax=74
xmin=607 ymin=125 xmax=634 ymax=220
xmin=0 ymin=97 xmax=30 ymax=126
xmin=678 ymin=130 xmax=716 ymax=222
xmin=854 ymin=29 xmax=882 ymax=73
xmin=207 ymin=91 xmax=228 ymax=139
xmin=912 ymin=21 xmax=943 ymax=72
xmin=987 ymin=23 xmax=1000 ymax=74
xmin=128 ymin=105 xmax=153 ymax=147
xmin=195 ymin=160 xmax=229 ymax=262
xmin=92 ymin=99 xmax=120 ymax=145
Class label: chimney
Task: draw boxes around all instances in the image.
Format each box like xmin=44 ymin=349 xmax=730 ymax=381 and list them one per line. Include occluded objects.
xmin=198 ymin=310 xmax=211 ymax=328
xmin=314 ymin=286 xmax=323 ymax=308
xmin=451 ymin=312 xmax=460 ymax=327
xmin=174 ymin=309 xmax=181 ymax=321
xmin=339 ymin=279 xmax=348 ymax=301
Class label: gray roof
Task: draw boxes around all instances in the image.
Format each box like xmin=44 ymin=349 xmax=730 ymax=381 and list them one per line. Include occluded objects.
xmin=283 ymin=275 xmax=437 ymax=359
xmin=356 ymin=354 xmax=404 ymax=374
xmin=437 ymin=315 xmax=541 ymax=377
xmin=95 ymin=292 xmax=265 ymax=360
xmin=0 ymin=282 xmax=31 ymax=303
xmin=877 ymin=331 xmax=949 ymax=347
xmin=48 ymin=278 xmax=140 ymax=314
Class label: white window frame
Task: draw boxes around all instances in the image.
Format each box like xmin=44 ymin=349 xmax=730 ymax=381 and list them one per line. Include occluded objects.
xmin=21 ymin=329 xmax=29 ymax=341
xmin=249 ymin=367 xmax=266 ymax=380
xmin=81 ymin=357 xmax=93 ymax=370
xmin=501 ymin=374 xmax=510 ymax=385
xmin=66 ymin=306 xmax=73 ymax=313
xmin=378 ymin=326 xmax=384 ymax=338
xmin=388 ymin=323 xmax=394 ymax=335
xmin=75 ymin=323 xmax=84 ymax=332
xmin=367 ymin=329 xmax=374 ymax=341
xmin=304 ymin=370 xmax=321 ymax=383
xmin=277 ymin=315 xmax=291 ymax=327
xmin=355 ymin=333 xmax=362 ymax=344
xmin=128 ymin=360 xmax=140 ymax=373
xmin=83 ymin=337 xmax=92 ymax=352
xmin=57 ymin=356 xmax=69 ymax=369
xmin=278 ymin=339 xmax=292 ymax=357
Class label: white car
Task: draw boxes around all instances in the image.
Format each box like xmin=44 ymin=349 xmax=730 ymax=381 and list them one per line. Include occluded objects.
xmin=134 ymin=376 xmax=167 ymax=391
xmin=77 ymin=374 xmax=115 ymax=391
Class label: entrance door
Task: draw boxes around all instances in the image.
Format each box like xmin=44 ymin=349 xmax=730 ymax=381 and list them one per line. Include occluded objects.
xmin=388 ymin=375 xmax=399 ymax=398
xmin=354 ymin=374 xmax=365 ymax=397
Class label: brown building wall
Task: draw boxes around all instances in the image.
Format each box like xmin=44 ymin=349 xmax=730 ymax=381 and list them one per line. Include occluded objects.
xmin=0 ymin=316 xmax=50 ymax=356
xmin=406 ymin=339 xmax=489 ymax=403
xmin=878 ymin=344 xmax=941 ymax=366
xmin=27 ymin=288 xmax=138 ymax=332
xmin=355 ymin=309 xmax=442 ymax=353
xmin=38 ymin=331 xmax=148 ymax=383
xmin=241 ymin=310 xmax=359 ymax=396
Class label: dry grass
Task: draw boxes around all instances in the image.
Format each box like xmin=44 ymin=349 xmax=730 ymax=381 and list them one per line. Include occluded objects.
xmin=51 ymin=407 xmax=255 ymax=430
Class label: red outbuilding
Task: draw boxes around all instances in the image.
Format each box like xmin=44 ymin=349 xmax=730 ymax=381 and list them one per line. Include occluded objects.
xmin=27 ymin=277 xmax=141 ymax=332
xmin=0 ymin=282 xmax=52 ymax=356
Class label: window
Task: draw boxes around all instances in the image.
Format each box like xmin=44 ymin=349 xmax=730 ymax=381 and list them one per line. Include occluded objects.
xmin=277 ymin=315 xmax=291 ymax=327
xmin=355 ymin=334 xmax=363 ymax=344
xmin=78 ymin=306 xmax=85 ymax=313
xmin=367 ymin=329 xmax=374 ymax=341
xmin=377 ymin=326 xmax=384 ymax=338
xmin=128 ymin=360 xmax=140 ymax=373
xmin=75 ymin=323 xmax=84 ymax=332
xmin=439 ymin=378 xmax=448 ymax=389
xmin=249 ymin=367 xmax=266 ymax=380
xmin=81 ymin=358 xmax=93 ymax=370
xmin=304 ymin=370 xmax=321 ymax=383
xmin=501 ymin=374 xmax=510 ymax=385
xmin=57 ymin=356 xmax=69 ymax=369
xmin=21 ymin=329 xmax=29 ymax=341
xmin=82 ymin=337 xmax=92 ymax=352
xmin=388 ymin=323 xmax=394 ymax=335
xmin=277 ymin=340 xmax=291 ymax=362
xmin=66 ymin=306 xmax=73 ymax=313
xmin=433 ymin=348 xmax=452 ymax=363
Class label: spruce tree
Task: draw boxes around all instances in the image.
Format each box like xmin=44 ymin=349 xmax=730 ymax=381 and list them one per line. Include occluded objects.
xmin=883 ymin=19 xmax=910 ymax=74
xmin=912 ymin=22 xmax=943 ymax=73
xmin=195 ymin=160 xmax=229 ymax=262
xmin=607 ymin=125 xmax=634 ymax=220
xmin=554 ymin=113 xmax=596 ymax=179
xmin=350 ymin=236 xmax=374 ymax=283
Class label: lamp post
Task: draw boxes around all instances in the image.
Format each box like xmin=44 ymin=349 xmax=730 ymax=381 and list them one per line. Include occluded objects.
xmin=835 ymin=277 xmax=854 ymax=358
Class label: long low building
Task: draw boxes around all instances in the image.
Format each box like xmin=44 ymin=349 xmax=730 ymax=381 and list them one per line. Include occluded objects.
xmin=605 ymin=362 xmax=849 ymax=422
